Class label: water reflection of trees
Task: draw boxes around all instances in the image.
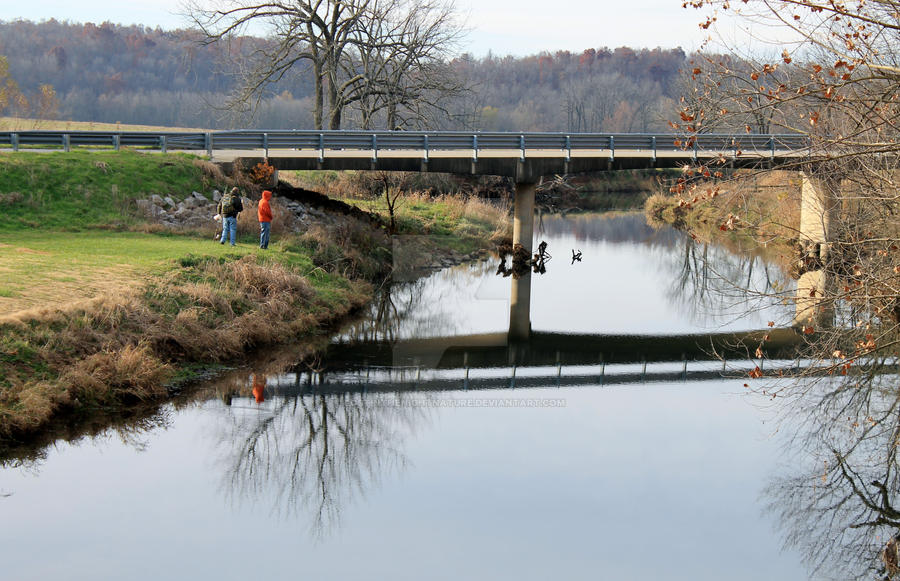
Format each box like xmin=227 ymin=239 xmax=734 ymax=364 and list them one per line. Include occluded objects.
xmin=214 ymin=388 xmax=431 ymax=536
xmin=667 ymin=236 xmax=792 ymax=326
xmin=339 ymin=261 xmax=498 ymax=343
xmin=0 ymin=405 xmax=172 ymax=470
xmin=538 ymin=213 xmax=682 ymax=247
xmin=765 ymin=368 xmax=900 ymax=580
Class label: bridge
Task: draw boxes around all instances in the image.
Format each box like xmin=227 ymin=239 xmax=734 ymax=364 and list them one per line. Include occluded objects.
xmin=0 ymin=128 xmax=814 ymax=260
xmin=0 ymin=129 xmax=811 ymax=175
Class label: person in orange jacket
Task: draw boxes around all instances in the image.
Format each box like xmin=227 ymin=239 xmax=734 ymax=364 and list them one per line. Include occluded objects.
xmin=258 ymin=189 xmax=273 ymax=249
xmin=251 ymin=373 xmax=266 ymax=404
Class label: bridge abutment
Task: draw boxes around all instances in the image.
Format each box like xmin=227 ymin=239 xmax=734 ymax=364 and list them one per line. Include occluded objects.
xmin=794 ymin=171 xmax=839 ymax=327
xmin=799 ymin=171 xmax=839 ymax=261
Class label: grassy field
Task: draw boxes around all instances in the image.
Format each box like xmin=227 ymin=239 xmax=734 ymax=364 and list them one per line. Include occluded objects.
xmin=0 ymin=151 xmax=235 ymax=315
xmin=0 ymin=117 xmax=208 ymax=132
xmin=0 ymin=232 xmax=265 ymax=316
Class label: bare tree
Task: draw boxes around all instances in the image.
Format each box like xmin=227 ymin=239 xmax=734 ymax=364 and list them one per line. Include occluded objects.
xmin=348 ymin=0 xmax=466 ymax=129
xmin=668 ymin=1 xmax=900 ymax=368
xmin=664 ymin=5 xmax=900 ymax=573
xmin=184 ymin=0 xmax=467 ymax=129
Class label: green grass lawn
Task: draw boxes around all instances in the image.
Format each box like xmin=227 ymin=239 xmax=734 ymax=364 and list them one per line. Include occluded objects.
xmin=0 ymin=230 xmax=281 ymax=315
xmin=0 ymin=150 xmax=224 ymax=231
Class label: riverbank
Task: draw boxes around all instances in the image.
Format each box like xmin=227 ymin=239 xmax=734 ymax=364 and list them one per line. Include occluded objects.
xmin=643 ymin=170 xmax=802 ymax=266
xmin=286 ymin=168 xmax=675 ymax=214
xmin=0 ymin=151 xmax=507 ymax=444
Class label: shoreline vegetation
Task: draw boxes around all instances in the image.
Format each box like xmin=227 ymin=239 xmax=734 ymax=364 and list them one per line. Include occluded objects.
xmin=643 ymin=169 xmax=802 ymax=267
xmin=0 ymin=151 xmax=508 ymax=446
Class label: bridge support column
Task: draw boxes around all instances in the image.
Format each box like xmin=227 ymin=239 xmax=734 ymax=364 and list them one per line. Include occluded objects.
xmin=799 ymin=171 xmax=839 ymax=261
xmin=794 ymin=172 xmax=839 ymax=327
xmin=794 ymin=270 xmax=834 ymax=327
xmin=513 ymin=182 xmax=536 ymax=256
xmin=509 ymin=271 xmax=532 ymax=342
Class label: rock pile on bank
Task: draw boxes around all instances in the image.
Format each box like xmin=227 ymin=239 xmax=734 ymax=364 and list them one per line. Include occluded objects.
xmin=135 ymin=188 xmax=348 ymax=232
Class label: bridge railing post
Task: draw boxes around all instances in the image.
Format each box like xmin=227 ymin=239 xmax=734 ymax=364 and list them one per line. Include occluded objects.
xmin=160 ymin=135 xmax=167 ymax=153
xmin=769 ymin=136 xmax=775 ymax=161
xmin=608 ymin=135 xmax=615 ymax=162
xmin=63 ymin=134 xmax=70 ymax=153
xmin=11 ymin=133 xmax=18 ymax=152
xmin=472 ymin=134 xmax=478 ymax=162
xmin=423 ymin=134 xmax=429 ymax=163
xmin=318 ymin=133 xmax=324 ymax=163
xmin=651 ymin=135 xmax=656 ymax=163
xmin=565 ymin=135 xmax=571 ymax=163
xmin=205 ymin=133 xmax=212 ymax=158
xmin=113 ymin=134 xmax=120 ymax=152
xmin=372 ymin=134 xmax=378 ymax=163
xmin=519 ymin=134 xmax=526 ymax=162
xmin=263 ymin=132 xmax=269 ymax=158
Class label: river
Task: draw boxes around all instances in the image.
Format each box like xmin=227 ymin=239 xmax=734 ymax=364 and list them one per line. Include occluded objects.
xmin=1 ymin=213 xmax=832 ymax=579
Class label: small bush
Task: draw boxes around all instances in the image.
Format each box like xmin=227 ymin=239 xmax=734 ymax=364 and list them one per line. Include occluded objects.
xmin=63 ymin=344 xmax=171 ymax=404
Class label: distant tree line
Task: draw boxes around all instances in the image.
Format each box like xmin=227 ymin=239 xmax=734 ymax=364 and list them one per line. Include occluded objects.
xmin=0 ymin=18 xmax=688 ymax=131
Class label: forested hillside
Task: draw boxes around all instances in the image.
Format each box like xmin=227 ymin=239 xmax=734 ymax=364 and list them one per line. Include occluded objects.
xmin=0 ymin=19 xmax=687 ymax=131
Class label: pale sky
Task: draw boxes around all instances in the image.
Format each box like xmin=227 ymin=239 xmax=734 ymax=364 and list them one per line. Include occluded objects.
xmin=0 ymin=0 xmax=727 ymax=56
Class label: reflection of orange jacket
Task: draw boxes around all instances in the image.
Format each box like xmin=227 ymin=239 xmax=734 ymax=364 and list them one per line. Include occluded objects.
xmin=258 ymin=190 xmax=273 ymax=223
xmin=251 ymin=373 xmax=266 ymax=403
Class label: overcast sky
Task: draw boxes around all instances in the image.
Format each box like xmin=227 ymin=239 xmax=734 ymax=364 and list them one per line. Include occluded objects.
xmin=0 ymin=0 xmax=729 ymax=55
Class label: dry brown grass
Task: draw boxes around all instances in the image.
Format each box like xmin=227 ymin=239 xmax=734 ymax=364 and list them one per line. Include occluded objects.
xmin=192 ymin=158 xmax=229 ymax=185
xmin=63 ymin=344 xmax=171 ymax=404
xmin=0 ymin=253 xmax=371 ymax=441
xmin=645 ymin=170 xmax=801 ymax=240
xmin=0 ymin=117 xmax=208 ymax=132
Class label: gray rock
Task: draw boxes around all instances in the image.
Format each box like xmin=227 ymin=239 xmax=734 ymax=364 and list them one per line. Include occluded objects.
xmin=191 ymin=191 xmax=208 ymax=202
xmin=212 ymin=190 xmax=222 ymax=202
xmin=150 ymin=194 xmax=166 ymax=207
xmin=164 ymin=196 xmax=177 ymax=208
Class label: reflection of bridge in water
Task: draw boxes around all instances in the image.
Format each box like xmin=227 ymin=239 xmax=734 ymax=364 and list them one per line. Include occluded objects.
xmin=288 ymin=325 xmax=804 ymax=392
xmin=303 ymin=244 xmax=806 ymax=391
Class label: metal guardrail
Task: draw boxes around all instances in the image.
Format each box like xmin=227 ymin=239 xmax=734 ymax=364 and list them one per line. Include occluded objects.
xmin=0 ymin=129 xmax=811 ymax=160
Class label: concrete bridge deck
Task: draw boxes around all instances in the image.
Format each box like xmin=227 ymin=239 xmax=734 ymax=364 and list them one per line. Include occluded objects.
xmin=0 ymin=129 xmax=811 ymax=177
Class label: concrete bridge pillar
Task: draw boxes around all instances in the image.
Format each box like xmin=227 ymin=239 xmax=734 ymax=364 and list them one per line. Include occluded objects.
xmin=794 ymin=269 xmax=833 ymax=326
xmin=509 ymin=271 xmax=532 ymax=341
xmin=794 ymin=172 xmax=839 ymax=327
xmin=513 ymin=182 xmax=536 ymax=256
xmin=799 ymin=172 xmax=839 ymax=261
xmin=508 ymin=182 xmax=536 ymax=342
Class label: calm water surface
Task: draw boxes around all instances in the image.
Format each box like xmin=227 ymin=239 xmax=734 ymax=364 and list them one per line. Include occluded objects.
xmin=2 ymin=214 xmax=815 ymax=580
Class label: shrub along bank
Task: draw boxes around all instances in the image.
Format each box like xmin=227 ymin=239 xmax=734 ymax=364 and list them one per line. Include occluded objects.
xmin=0 ymin=151 xmax=503 ymax=443
xmin=643 ymin=170 xmax=802 ymax=263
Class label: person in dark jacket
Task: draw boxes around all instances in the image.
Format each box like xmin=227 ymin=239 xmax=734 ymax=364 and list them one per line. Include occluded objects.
xmin=217 ymin=187 xmax=243 ymax=246
xmin=258 ymin=190 xmax=273 ymax=249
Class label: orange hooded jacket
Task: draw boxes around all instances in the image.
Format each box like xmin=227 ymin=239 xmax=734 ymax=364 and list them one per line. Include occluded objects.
xmin=258 ymin=190 xmax=273 ymax=223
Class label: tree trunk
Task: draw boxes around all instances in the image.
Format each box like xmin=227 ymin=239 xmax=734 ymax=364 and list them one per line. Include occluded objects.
xmin=313 ymin=62 xmax=324 ymax=130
